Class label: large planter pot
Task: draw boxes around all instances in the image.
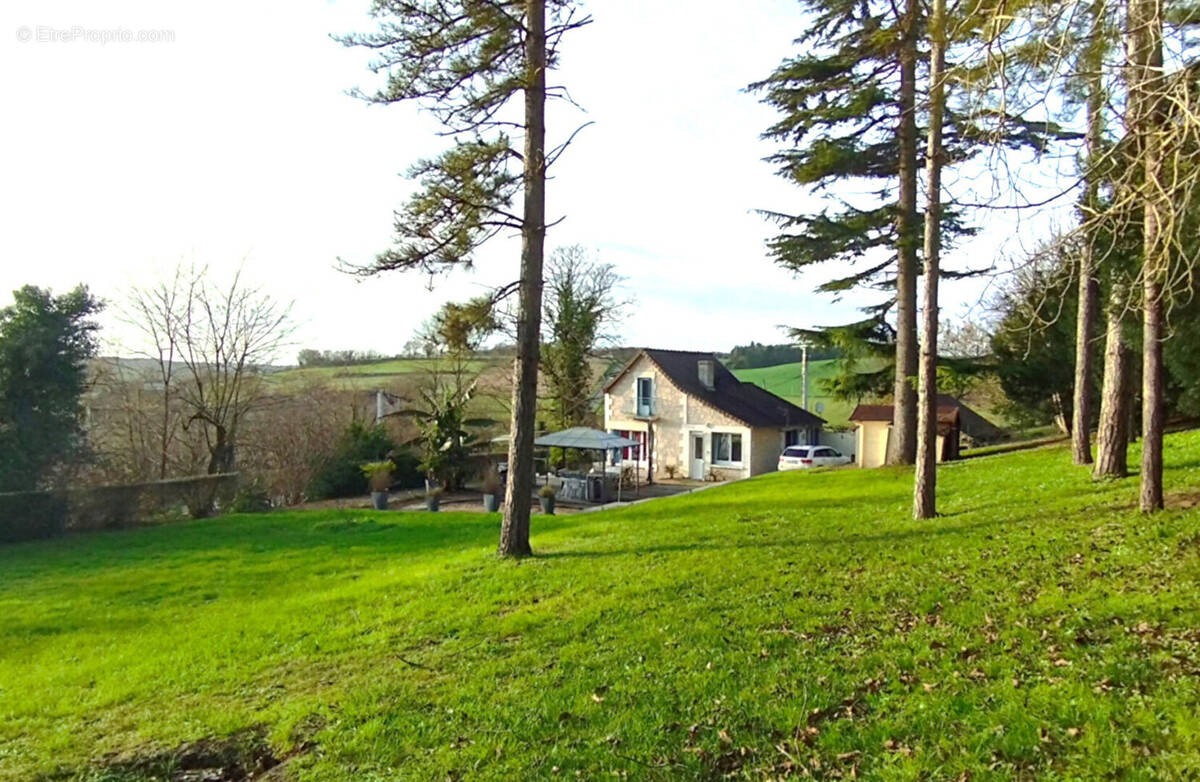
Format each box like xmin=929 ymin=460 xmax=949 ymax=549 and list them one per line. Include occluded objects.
xmin=371 ymin=491 xmax=388 ymax=511
xmin=425 ymin=495 xmax=440 ymax=512
xmin=539 ymin=496 xmax=555 ymax=515
xmin=483 ymin=493 xmax=500 ymax=512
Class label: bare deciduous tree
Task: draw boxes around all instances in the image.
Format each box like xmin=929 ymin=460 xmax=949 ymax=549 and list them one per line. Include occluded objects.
xmin=123 ymin=268 xmax=186 ymax=479
xmin=125 ymin=265 xmax=293 ymax=477
xmin=238 ymin=384 xmax=366 ymax=505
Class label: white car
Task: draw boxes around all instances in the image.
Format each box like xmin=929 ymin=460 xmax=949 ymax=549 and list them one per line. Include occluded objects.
xmin=778 ymin=445 xmax=853 ymax=471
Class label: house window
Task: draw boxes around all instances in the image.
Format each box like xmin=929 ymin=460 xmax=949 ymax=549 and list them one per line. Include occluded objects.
xmin=698 ymin=360 xmax=714 ymax=390
xmin=784 ymin=429 xmax=800 ymax=447
xmin=617 ymin=429 xmax=647 ymax=463
xmin=636 ymin=377 xmax=653 ymax=416
xmin=713 ymin=432 xmax=742 ymax=465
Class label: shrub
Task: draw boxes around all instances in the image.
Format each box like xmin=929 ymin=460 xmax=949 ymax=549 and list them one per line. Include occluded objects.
xmin=307 ymin=423 xmax=420 ymax=500
xmin=230 ymin=481 xmax=273 ymax=513
xmin=361 ymin=461 xmax=394 ymax=492
xmin=0 ymin=491 xmax=68 ymax=543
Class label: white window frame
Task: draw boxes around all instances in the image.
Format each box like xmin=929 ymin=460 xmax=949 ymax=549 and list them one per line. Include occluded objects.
xmin=635 ymin=376 xmax=654 ymax=416
xmin=712 ymin=431 xmax=743 ymax=466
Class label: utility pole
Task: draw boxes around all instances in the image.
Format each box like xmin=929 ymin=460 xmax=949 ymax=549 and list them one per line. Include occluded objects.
xmin=801 ymin=342 xmax=809 ymax=410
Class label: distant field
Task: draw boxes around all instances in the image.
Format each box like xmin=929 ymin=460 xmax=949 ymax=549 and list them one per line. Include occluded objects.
xmin=266 ymin=355 xmax=617 ymax=427
xmin=269 ymin=358 xmax=492 ymax=392
xmin=733 ymin=358 xmax=884 ymax=426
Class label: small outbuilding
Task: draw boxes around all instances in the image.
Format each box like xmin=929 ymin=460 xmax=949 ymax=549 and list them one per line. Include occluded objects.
xmin=849 ymin=395 xmax=1003 ymax=469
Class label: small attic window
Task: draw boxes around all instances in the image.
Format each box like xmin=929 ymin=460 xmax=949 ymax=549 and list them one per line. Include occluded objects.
xmin=698 ymin=359 xmax=715 ymax=390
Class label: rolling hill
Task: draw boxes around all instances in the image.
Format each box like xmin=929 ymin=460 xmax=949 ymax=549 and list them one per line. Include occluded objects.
xmin=732 ymin=358 xmax=878 ymax=426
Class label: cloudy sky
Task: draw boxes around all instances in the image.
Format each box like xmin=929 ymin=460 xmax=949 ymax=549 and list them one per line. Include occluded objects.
xmin=0 ymin=0 xmax=1069 ymax=359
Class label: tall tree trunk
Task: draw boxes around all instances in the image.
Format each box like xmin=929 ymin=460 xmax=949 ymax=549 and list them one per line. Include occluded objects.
xmin=914 ymin=0 xmax=946 ymax=520
xmin=160 ymin=392 xmax=172 ymax=479
xmin=889 ymin=0 xmax=920 ymax=466
xmin=499 ymin=0 xmax=547 ymax=557
xmin=207 ymin=425 xmax=234 ymax=475
xmin=1071 ymin=246 xmax=1098 ymax=463
xmin=1071 ymin=43 xmax=1105 ymax=465
xmin=1129 ymin=0 xmax=1165 ymax=512
xmin=1141 ymin=274 xmax=1164 ymax=510
xmin=1094 ymin=293 xmax=1132 ymax=477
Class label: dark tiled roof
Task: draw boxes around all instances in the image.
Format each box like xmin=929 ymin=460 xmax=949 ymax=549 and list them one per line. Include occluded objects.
xmin=607 ymin=348 xmax=825 ymax=429
xmin=849 ymin=404 xmax=897 ymax=423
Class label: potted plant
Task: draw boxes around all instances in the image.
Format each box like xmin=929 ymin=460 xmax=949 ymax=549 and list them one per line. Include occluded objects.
xmin=361 ymin=460 xmax=393 ymax=510
xmin=425 ymin=485 xmax=443 ymax=512
xmin=538 ymin=484 xmax=557 ymax=515
xmin=481 ymin=469 xmax=503 ymax=512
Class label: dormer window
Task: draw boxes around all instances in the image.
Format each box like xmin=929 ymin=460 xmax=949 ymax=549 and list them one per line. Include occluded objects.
xmin=698 ymin=359 xmax=715 ymax=390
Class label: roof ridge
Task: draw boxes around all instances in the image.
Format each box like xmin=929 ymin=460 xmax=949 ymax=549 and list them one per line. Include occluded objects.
xmin=644 ymin=347 xmax=717 ymax=355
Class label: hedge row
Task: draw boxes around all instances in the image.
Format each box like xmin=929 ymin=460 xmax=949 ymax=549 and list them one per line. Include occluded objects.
xmin=0 ymin=473 xmax=238 ymax=544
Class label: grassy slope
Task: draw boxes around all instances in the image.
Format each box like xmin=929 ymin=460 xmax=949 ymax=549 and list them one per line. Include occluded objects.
xmin=733 ymin=359 xmax=867 ymax=426
xmin=3 ymin=435 xmax=1200 ymax=779
xmin=268 ymin=358 xmax=491 ymax=392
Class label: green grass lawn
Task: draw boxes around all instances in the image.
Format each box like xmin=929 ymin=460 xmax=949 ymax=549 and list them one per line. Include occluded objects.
xmin=4 ymin=434 xmax=1200 ymax=779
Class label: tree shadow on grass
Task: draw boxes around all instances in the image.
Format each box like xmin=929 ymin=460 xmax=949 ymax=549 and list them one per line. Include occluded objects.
xmin=0 ymin=510 xmax=580 ymax=585
xmin=534 ymin=512 xmax=1017 ymax=560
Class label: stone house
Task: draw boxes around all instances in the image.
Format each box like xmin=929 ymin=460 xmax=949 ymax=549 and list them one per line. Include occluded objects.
xmin=603 ymin=349 xmax=825 ymax=481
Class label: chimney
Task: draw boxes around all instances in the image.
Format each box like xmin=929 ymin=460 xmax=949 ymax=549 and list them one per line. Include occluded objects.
xmin=698 ymin=359 xmax=715 ymax=390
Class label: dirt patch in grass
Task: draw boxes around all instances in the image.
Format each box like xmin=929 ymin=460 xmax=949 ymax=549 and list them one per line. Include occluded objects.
xmin=1166 ymin=487 xmax=1200 ymax=510
xmin=89 ymin=729 xmax=295 ymax=782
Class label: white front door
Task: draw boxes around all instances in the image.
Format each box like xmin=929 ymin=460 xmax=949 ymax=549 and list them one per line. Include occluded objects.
xmin=689 ymin=433 xmax=705 ymax=480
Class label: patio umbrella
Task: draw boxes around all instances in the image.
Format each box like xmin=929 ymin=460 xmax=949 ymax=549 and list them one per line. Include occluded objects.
xmin=533 ymin=427 xmax=640 ymax=451
xmin=532 ymin=427 xmax=641 ymax=502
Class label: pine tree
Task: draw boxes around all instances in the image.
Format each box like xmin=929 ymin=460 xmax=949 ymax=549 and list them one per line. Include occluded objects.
xmin=338 ymin=1 xmax=590 ymax=556
xmin=1071 ymin=0 xmax=1112 ymax=466
xmin=1094 ymin=287 xmax=1134 ymax=477
xmin=752 ymin=0 xmax=1055 ymax=465
xmin=751 ymin=0 xmax=925 ymax=463
xmin=914 ymin=0 xmax=948 ymax=519
xmin=1128 ymin=0 xmax=1167 ymax=511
